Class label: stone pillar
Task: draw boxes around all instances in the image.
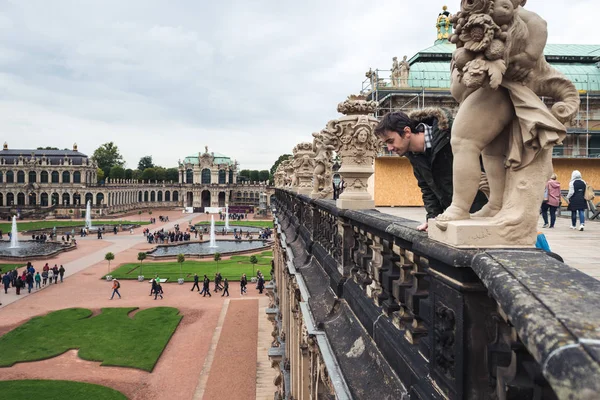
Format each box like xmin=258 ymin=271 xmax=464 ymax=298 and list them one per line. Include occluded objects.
xmin=321 ymin=94 xmax=379 ymax=210
xmin=291 ymin=143 xmax=315 ymax=196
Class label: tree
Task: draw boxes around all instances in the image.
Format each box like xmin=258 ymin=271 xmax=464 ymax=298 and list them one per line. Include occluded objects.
xmin=132 ymin=170 xmax=141 ymax=180
xmin=250 ymin=170 xmax=260 ymax=182
xmin=137 ymin=252 xmax=147 ymax=277
xmin=141 ymin=167 xmax=156 ymax=181
xmin=249 ymin=255 xmax=258 ymax=275
xmin=258 ymin=170 xmax=270 ymax=182
xmin=138 ymin=156 xmax=155 ymax=172
xmin=37 ymin=146 xmax=59 ymax=150
xmin=270 ymin=154 xmax=292 ymax=176
xmin=155 ymin=167 xmax=166 ymax=182
xmin=125 ymin=169 xmax=133 ymax=179
xmin=97 ymin=168 xmax=105 ymax=183
xmin=177 ymin=253 xmax=185 ymax=279
xmin=92 ymin=142 xmax=125 ymax=171
xmin=239 ymin=170 xmax=251 ymax=180
xmin=165 ymin=168 xmax=179 ymax=182
xmin=109 ymin=166 xmax=125 ymax=179
xmin=105 ymin=252 xmax=115 ymax=275
xmin=214 ymin=252 xmax=222 ymax=273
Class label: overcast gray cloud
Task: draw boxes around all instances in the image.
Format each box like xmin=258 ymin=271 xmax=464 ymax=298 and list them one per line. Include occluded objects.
xmin=0 ymin=0 xmax=596 ymax=170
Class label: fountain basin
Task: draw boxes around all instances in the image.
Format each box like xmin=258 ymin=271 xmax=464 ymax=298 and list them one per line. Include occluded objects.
xmin=0 ymin=241 xmax=75 ymax=260
xmin=147 ymin=240 xmax=271 ymax=259
xmin=194 ymin=224 xmax=266 ymax=233
xmin=25 ymin=224 xmax=140 ymax=236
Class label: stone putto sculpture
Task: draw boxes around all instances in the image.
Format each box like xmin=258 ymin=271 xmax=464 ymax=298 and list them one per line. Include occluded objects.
xmin=318 ymin=95 xmax=380 ymax=209
xmin=399 ymin=56 xmax=410 ymax=87
xmin=391 ymin=57 xmax=400 ymax=87
xmin=430 ymin=0 xmax=580 ymax=246
xmin=310 ymin=131 xmax=336 ymax=199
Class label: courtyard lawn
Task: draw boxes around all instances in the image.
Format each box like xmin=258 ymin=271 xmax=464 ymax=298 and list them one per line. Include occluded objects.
xmin=107 ymin=251 xmax=273 ymax=282
xmin=0 ymin=263 xmax=27 ymax=272
xmin=0 ymin=220 xmax=150 ymax=233
xmin=0 ymin=380 xmax=127 ymax=400
xmin=195 ymin=220 xmax=273 ymax=229
xmin=0 ymin=307 xmax=182 ymax=372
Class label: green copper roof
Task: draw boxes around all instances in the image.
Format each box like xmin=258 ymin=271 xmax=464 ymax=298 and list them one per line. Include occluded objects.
xmin=404 ymin=61 xmax=600 ymax=91
xmin=183 ymin=152 xmax=234 ymax=166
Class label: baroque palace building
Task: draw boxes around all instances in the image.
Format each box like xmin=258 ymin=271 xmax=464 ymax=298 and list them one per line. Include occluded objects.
xmin=0 ymin=143 xmax=272 ymax=219
xmin=365 ymin=6 xmax=600 ymax=207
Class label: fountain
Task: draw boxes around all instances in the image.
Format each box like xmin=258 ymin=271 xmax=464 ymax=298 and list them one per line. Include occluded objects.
xmin=209 ymin=215 xmax=218 ymax=248
xmin=85 ymin=200 xmax=93 ymax=230
xmin=225 ymin=204 xmax=230 ymax=231
xmin=9 ymin=216 xmax=19 ymax=249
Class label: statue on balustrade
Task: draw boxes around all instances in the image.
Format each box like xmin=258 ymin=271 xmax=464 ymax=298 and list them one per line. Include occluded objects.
xmin=310 ymin=131 xmax=336 ymax=199
xmin=399 ymin=55 xmax=410 ymax=87
xmin=391 ymin=57 xmax=400 ymax=87
xmin=429 ymin=0 xmax=580 ymax=245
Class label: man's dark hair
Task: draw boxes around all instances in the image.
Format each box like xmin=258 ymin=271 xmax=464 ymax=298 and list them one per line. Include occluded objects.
xmin=374 ymin=112 xmax=417 ymax=137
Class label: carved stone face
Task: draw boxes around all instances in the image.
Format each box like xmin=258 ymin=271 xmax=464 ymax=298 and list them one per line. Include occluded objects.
xmin=357 ymin=130 xmax=368 ymax=144
xmin=491 ymin=0 xmax=514 ymax=25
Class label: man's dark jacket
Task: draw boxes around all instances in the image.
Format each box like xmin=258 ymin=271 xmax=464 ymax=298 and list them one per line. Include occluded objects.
xmin=405 ymin=108 xmax=486 ymax=220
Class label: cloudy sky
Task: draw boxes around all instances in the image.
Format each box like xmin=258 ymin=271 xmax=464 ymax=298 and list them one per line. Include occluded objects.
xmin=0 ymin=0 xmax=596 ymax=170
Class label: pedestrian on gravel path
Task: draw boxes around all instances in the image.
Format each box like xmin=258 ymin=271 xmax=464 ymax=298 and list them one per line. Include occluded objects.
xmin=2 ymin=273 xmax=11 ymax=294
xmin=42 ymin=270 xmax=48 ymax=286
xmin=59 ymin=265 xmax=65 ymax=283
xmin=191 ymin=273 xmax=200 ymax=292
xmin=110 ymin=279 xmax=121 ymax=299
xmin=52 ymin=265 xmax=59 ymax=284
xmin=240 ymin=274 xmax=247 ymax=295
xmin=221 ymin=278 xmax=229 ymax=297
xmin=26 ymin=272 xmax=34 ymax=293
xmin=34 ymin=272 xmax=41 ymax=289
xmin=48 ymin=269 xmax=54 ymax=285
xmin=202 ymin=275 xmax=211 ymax=297
xmin=154 ymin=282 xmax=164 ymax=300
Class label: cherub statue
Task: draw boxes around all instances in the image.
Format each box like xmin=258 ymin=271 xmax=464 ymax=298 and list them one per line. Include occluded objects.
xmin=436 ymin=0 xmax=579 ymax=242
xmin=312 ymin=132 xmax=336 ymax=194
xmin=391 ymin=57 xmax=400 ymax=87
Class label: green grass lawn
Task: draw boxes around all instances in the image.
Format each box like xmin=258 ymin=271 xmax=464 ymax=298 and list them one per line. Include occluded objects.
xmin=107 ymin=251 xmax=273 ymax=281
xmin=0 ymin=263 xmax=27 ymax=272
xmin=0 ymin=220 xmax=150 ymax=232
xmin=195 ymin=220 xmax=273 ymax=228
xmin=0 ymin=307 xmax=181 ymax=372
xmin=0 ymin=380 xmax=127 ymax=400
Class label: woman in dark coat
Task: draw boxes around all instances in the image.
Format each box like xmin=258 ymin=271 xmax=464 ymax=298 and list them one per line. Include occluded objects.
xmin=567 ymin=170 xmax=588 ymax=231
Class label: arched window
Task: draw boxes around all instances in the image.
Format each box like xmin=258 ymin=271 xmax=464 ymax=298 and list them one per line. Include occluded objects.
xmin=236 ymin=191 xmax=242 ymax=199
xmin=7 ymin=193 xmax=14 ymax=205
xmin=29 ymin=192 xmax=36 ymax=205
xmin=0 ymin=193 xmax=3 ymax=206
xmin=41 ymin=171 xmax=49 ymax=183
xmin=165 ymin=191 xmax=171 ymax=202
xmin=138 ymin=191 xmax=142 ymax=202
xmin=85 ymin=192 xmax=93 ymax=205
xmin=144 ymin=191 xmax=149 ymax=202
xmin=250 ymin=192 xmax=255 ymax=198
xmin=41 ymin=193 xmax=48 ymax=206
xmin=96 ymin=193 xmax=104 ymax=206
xmin=173 ymin=191 xmax=179 ymax=202
xmin=186 ymin=169 xmax=193 ymax=184
xmin=158 ymin=191 xmax=163 ymax=201
xmin=229 ymin=170 xmax=234 ymax=184
xmin=17 ymin=192 xmax=25 ymax=205
xmin=62 ymin=171 xmax=70 ymax=183
xmin=219 ymin=170 xmax=226 ymax=184
xmin=29 ymin=171 xmax=37 ymax=183
xmin=51 ymin=193 xmax=59 ymax=206
xmin=51 ymin=171 xmax=59 ymax=183
xmin=73 ymin=193 xmax=81 ymax=205
xmin=150 ymin=191 xmax=156 ymax=202
xmin=201 ymin=169 xmax=211 ymax=184
xmin=6 ymin=171 xmax=14 ymax=183
xmin=73 ymin=171 xmax=81 ymax=183
xmin=0 ymin=171 xmax=3 ymax=183
xmin=17 ymin=171 xmax=25 ymax=183
xmin=62 ymin=192 xmax=70 ymax=205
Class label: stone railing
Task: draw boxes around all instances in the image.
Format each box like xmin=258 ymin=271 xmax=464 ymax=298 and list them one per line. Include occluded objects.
xmin=268 ymin=188 xmax=600 ymax=400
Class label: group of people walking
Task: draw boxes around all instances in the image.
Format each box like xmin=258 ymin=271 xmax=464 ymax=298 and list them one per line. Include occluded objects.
xmin=1 ymin=262 xmax=65 ymax=299
xmin=541 ymin=170 xmax=594 ymax=231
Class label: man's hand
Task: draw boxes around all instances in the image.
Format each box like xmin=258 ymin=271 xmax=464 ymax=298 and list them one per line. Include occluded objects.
xmin=417 ymin=222 xmax=428 ymax=232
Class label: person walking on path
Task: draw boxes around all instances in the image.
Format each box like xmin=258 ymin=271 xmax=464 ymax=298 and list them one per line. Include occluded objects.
xmin=52 ymin=265 xmax=59 ymax=284
xmin=26 ymin=272 xmax=34 ymax=293
xmin=42 ymin=270 xmax=48 ymax=286
xmin=257 ymin=274 xmax=265 ymax=294
xmin=221 ymin=278 xmax=229 ymax=297
xmin=48 ymin=269 xmax=54 ymax=285
xmin=541 ymin=173 xmax=561 ymax=229
xmin=191 ymin=273 xmax=200 ymax=292
xmin=58 ymin=265 xmax=65 ymax=283
xmin=202 ymin=275 xmax=211 ymax=297
xmin=110 ymin=279 xmax=121 ymax=299
xmin=2 ymin=273 xmax=11 ymax=294
xmin=154 ymin=281 xmax=163 ymax=300
xmin=567 ymin=170 xmax=588 ymax=231
xmin=34 ymin=272 xmax=41 ymax=289
xmin=240 ymin=274 xmax=247 ymax=295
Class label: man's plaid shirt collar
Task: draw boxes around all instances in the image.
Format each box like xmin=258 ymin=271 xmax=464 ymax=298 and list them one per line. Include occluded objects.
xmin=416 ymin=123 xmax=433 ymax=151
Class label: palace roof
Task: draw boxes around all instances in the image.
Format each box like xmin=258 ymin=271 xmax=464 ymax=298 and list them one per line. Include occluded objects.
xmin=0 ymin=149 xmax=89 ymax=166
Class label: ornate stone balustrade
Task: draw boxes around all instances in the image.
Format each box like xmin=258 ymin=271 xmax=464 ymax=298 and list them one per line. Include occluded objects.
xmin=269 ymin=188 xmax=600 ymax=400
